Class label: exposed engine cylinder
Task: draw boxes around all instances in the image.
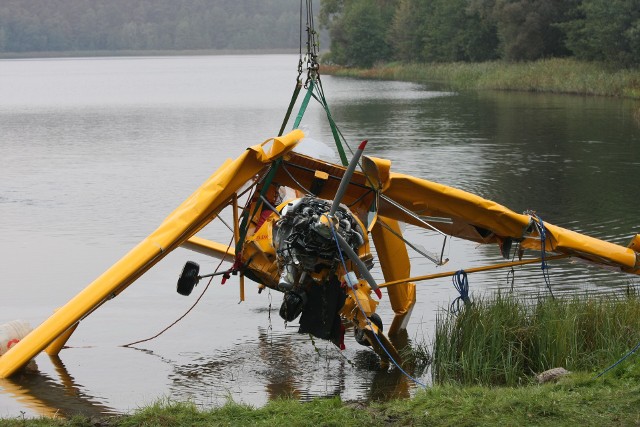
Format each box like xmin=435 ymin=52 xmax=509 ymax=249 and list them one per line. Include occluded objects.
xmin=274 ymin=197 xmax=366 ymax=322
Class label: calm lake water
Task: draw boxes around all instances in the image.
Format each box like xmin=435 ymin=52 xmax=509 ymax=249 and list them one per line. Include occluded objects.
xmin=0 ymin=54 xmax=638 ymax=417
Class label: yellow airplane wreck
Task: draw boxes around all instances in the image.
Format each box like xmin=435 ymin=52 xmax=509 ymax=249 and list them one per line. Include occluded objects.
xmin=0 ymin=127 xmax=639 ymax=378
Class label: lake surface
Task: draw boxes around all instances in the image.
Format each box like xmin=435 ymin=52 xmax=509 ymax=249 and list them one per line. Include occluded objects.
xmin=0 ymin=54 xmax=638 ymax=418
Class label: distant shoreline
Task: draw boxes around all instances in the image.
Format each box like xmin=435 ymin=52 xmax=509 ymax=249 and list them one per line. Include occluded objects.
xmin=321 ymin=59 xmax=640 ymax=100
xmin=0 ymin=48 xmax=299 ymax=60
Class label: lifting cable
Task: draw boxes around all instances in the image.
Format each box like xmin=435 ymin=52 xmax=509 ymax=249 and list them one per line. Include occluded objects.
xmin=310 ymin=81 xmax=350 ymax=165
xmin=239 ymin=0 xmax=343 ymax=273
xmin=265 ymin=0 xmax=331 ymax=246
xmin=277 ymin=0 xmax=351 ymax=166
xmin=303 ymin=0 xmax=320 ymax=87
xmin=276 ymin=1 xmax=305 ymax=138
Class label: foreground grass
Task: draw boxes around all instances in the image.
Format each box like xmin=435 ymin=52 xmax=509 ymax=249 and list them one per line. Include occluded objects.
xmin=322 ymin=58 xmax=640 ymax=99
xmin=5 ymin=372 xmax=640 ymax=426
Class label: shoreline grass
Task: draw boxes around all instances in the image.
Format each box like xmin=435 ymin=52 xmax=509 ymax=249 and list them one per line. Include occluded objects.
xmin=433 ymin=292 xmax=640 ymax=386
xmin=5 ymin=373 xmax=640 ymax=426
xmin=321 ymin=58 xmax=640 ymax=99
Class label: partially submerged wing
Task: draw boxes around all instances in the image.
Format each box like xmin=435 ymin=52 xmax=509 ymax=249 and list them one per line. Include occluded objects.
xmin=0 ymin=130 xmax=304 ymax=378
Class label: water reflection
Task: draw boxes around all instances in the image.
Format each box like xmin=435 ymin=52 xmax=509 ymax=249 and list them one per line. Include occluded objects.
xmin=165 ymin=326 xmax=425 ymax=407
xmin=0 ymin=357 xmax=114 ymax=418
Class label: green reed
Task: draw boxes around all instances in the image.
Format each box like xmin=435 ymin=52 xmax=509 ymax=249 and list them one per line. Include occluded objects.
xmin=322 ymin=58 xmax=640 ymax=99
xmin=432 ymin=291 xmax=640 ymax=386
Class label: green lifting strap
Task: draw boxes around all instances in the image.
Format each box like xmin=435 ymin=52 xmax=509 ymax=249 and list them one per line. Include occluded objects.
xmin=312 ymin=85 xmax=349 ymax=166
xmin=278 ymin=80 xmax=303 ymax=137
xmin=293 ymin=79 xmax=315 ymax=129
xmin=292 ymin=79 xmax=349 ymax=166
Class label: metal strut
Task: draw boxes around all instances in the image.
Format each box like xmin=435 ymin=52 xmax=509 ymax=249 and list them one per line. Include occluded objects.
xmin=377 ymin=254 xmax=571 ymax=288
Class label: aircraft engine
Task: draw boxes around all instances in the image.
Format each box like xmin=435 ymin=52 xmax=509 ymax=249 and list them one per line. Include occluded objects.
xmin=273 ymin=196 xmax=366 ymax=323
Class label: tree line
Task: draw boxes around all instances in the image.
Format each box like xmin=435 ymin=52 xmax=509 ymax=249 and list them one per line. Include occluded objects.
xmin=0 ymin=0 xmax=302 ymax=53
xmin=320 ymin=0 xmax=640 ymax=67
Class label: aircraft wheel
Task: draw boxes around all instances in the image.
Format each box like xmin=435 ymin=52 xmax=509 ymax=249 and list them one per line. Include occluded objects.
xmin=354 ymin=313 xmax=383 ymax=346
xmin=369 ymin=313 xmax=383 ymax=332
xmin=177 ymin=261 xmax=200 ymax=296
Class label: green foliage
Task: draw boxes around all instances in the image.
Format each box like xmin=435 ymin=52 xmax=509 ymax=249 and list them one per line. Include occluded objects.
xmin=562 ymin=0 xmax=640 ymax=66
xmin=488 ymin=0 xmax=574 ymax=61
xmin=386 ymin=374 xmax=640 ymax=426
xmin=387 ymin=0 xmax=500 ymax=63
xmin=5 ymin=0 xmax=639 ymax=67
xmin=323 ymin=0 xmax=639 ymax=67
xmin=342 ymin=0 xmax=391 ymax=67
xmin=388 ymin=0 xmax=424 ymax=62
xmin=422 ymin=0 xmax=499 ymax=62
xmin=432 ymin=292 xmax=640 ymax=386
xmin=321 ymin=0 xmax=396 ymax=67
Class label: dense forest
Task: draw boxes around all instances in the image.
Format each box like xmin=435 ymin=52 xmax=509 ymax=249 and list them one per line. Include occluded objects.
xmin=2 ymin=0 xmax=639 ymax=68
xmin=320 ymin=0 xmax=640 ymax=67
xmin=0 ymin=0 xmax=302 ymax=52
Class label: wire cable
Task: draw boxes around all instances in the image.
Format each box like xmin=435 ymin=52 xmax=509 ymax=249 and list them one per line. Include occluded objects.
xmin=594 ymin=340 xmax=640 ymax=379
xmin=325 ymin=214 xmax=427 ymax=388
xmin=450 ymin=270 xmax=471 ymax=315
xmin=121 ymin=235 xmax=235 ymax=348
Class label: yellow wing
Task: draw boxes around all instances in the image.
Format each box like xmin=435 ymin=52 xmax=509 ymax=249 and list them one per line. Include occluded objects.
xmin=0 ymin=130 xmax=304 ymax=378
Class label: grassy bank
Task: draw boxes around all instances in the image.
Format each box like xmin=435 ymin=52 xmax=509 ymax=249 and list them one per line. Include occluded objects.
xmin=322 ymin=58 xmax=640 ymax=99
xmin=5 ymin=373 xmax=640 ymax=426
xmin=433 ymin=292 xmax=640 ymax=386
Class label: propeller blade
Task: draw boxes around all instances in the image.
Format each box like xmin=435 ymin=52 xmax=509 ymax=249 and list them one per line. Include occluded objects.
xmin=335 ymin=232 xmax=382 ymax=299
xmin=329 ymin=140 xmax=368 ymax=217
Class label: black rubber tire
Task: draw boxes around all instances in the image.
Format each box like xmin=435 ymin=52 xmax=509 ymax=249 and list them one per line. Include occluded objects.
xmin=354 ymin=313 xmax=384 ymax=346
xmin=279 ymin=291 xmax=305 ymax=322
xmin=177 ymin=261 xmax=200 ymax=296
xmin=369 ymin=313 xmax=383 ymax=332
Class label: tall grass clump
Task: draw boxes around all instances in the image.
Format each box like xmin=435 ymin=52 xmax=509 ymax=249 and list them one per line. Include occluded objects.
xmin=432 ymin=291 xmax=640 ymax=386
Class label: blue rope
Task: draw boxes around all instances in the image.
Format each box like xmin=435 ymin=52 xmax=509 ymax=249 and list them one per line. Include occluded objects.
xmin=594 ymin=340 xmax=640 ymax=379
xmin=536 ymin=215 xmax=550 ymax=271
xmin=529 ymin=213 xmax=555 ymax=299
xmin=450 ymin=270 xmax=471 ymax=315
xmin=325 ymin=215 xmax=427 ymax=389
